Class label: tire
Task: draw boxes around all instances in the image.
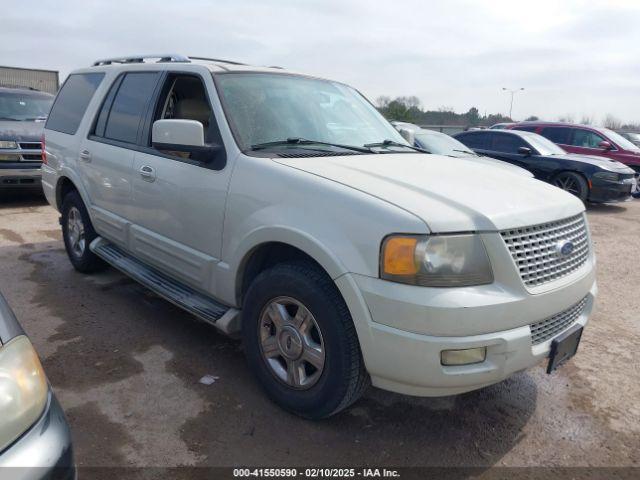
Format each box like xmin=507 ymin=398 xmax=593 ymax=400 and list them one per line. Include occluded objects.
xmin=552 ymin=171 xmax=589 ymax=202
xmin=242 ymin=261 xmax=369 ymax=419
xmin=61 ymin=190 xmax=107 ymax=273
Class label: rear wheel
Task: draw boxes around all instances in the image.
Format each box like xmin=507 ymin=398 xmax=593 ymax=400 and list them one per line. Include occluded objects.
xmin=553 ymin=172 xmax=588 ymax=202
xmin=242 ymin=261 xmax=369 ymax=419
xmin=61 ymin=191 xmax=106 ymax=273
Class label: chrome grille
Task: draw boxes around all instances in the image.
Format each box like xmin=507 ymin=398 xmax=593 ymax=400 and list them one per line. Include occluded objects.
xmin=530 ymin=296 xmax=587 ymax=345
xmin=501 ymin=214 xmax=589 ymax=288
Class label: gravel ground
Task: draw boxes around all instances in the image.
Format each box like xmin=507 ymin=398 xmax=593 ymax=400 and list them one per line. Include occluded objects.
xmin=0 ymin=191 xmax=638 ymax=475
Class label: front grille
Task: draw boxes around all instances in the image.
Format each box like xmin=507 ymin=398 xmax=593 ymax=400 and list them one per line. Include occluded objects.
xmin=18 ymin=142 xmax=41 ymax=150
xmin=530 ymin=296 xmax=587 ymax=345
xmin=501 ymin=214 xmax=589 ymax=288
xmin=16 ymin=142 xmax=43 ymax=162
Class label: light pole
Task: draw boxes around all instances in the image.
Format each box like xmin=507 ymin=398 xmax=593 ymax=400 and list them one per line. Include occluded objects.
xmin=502 ymin=87 xmax=524 ymax=120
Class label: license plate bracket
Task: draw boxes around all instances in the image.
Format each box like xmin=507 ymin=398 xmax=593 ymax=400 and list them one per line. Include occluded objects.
xmin=546 ymin=324 xmax=583 ymax=374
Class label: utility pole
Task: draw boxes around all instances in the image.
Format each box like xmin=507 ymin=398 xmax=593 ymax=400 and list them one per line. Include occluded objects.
xmin=502 ymin=87 xmax=525 ymax=120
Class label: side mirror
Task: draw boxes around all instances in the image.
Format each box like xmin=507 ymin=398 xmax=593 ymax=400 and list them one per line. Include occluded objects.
xmin=153 ymin=119 xmax=205 ymax=147
xmin=399 ymin=128 xmax=416 ymax=146
xmin=152 ymin=119 xmax=221 ymax=163
xmin=598 ymin=140 xmax=613 ymax=150
xmin=518 ymin=146 xmax=533 ymax=156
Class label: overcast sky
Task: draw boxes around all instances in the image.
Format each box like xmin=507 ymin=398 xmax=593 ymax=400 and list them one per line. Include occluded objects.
xmin=3 ymin=0 xmax=639 ymax=123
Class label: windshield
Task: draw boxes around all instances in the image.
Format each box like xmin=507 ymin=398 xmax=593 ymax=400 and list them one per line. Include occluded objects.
xmin=599 ymin=128 xmax=640 ymax=152
xmin=215 ymin=73 xmax=407 ymax=153
xmin=524 ymin=133 xmax=567 ymax=155
xmin=0 ymin=92 xmax=53 ymax=121
xmin=415 ymin=131 xmax=475 ymax=156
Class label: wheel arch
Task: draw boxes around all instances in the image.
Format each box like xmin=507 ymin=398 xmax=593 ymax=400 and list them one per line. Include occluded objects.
xmin=227 ymin=227 xmax=350 ymax=307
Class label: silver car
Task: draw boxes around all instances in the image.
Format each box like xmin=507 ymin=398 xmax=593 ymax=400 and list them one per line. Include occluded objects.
xmin=0 ymin=293 xmax=75 ymax=479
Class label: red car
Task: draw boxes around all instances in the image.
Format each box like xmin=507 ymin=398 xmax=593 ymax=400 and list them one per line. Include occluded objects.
xmin=509 ymin=122 xmax=640 ymax=173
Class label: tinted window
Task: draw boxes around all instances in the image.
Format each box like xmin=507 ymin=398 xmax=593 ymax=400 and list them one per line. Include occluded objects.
xmin=572 ymin=129 xmax=605 ymax=148
xmin=46 ymin=73 xmax=104 ymax=135
xmin=491 ymin=134 xmax=527 ymax=154
xmin=513 ymin=125 xmax=538 ymax=132
xmin=104 ymin=72 xmax=159 ymax=144
xmin=456 ymin=132 xmax=489 ymax=149
xmin=540 ymin=127 xmax=572 ymax=144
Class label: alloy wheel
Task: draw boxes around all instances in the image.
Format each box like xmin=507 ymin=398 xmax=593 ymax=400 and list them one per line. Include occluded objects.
xmin=67 ymin=206 xmax=86 ymax=258
xmin=553 ymin=175 xmax=581 ymax=196
xmin=258 ymin=296 xmax=325 ymax=390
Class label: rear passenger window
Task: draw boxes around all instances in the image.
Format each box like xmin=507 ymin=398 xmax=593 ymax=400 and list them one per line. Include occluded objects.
xmin=102 ymin=72 xmax=160 ymax=144
xmin=46 ymin=73 xmax=104 ymax=135
xmin=540 ymin=127 xmax=572 ymax=144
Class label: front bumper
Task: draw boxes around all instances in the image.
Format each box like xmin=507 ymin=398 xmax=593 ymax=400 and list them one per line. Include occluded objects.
xmin=589 ymin=178 xmax=633 ymax=203
xmin=336 ymin=233 xmax=597 ymax=397
xmin=0 ymin=392 xmax=75 ymax=480
xmin=0 ymin=165 xmax=42 ymax=189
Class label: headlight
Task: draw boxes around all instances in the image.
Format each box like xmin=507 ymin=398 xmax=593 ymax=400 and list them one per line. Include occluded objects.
xmin=592 ymin=171 xmax=620 ymax=182
xmin=381 ymin=234 xmax=493 ymax=287
xmin=0 ymin=336 xmax=48 ymax=452
xmin=0 ymin=141 xmax=18 ymax=149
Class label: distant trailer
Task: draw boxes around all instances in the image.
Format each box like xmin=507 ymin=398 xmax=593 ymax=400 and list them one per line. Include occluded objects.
xmin=0 ymin=66 xmax=59 ymax=94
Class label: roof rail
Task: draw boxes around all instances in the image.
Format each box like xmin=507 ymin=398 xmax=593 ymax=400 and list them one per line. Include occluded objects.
xmin=188 ymin=56 xmax=247 ymax=66
xmin=92 ymin=54 xmax=190 ymax=66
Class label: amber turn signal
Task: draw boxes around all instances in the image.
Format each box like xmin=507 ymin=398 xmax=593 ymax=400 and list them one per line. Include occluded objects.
xmin=382 ymin=236 xmax=418 ymax=275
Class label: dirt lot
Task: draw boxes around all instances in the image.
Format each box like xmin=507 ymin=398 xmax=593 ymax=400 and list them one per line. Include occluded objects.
xmin=0 ymin=191 xmax=638 ymax=474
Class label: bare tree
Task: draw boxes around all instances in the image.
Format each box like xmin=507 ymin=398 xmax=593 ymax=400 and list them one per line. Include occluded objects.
xmin=603 ymin=114 xmax=622 ymax=130
xmin=558 ymin=114 xmax=575 ymax=123
xmin=579 ymin=115 xmax=593 ymax=125
xmin=375 ymin=95 xmax=391 ymax=109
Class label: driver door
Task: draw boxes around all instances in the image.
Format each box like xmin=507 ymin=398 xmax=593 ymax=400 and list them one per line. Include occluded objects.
xmin=129 ymin=72 xmax=231 ymax=294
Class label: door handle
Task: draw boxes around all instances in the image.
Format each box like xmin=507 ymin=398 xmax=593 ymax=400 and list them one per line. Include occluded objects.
xmin=79 ymin=150 xmax=91 ymax=162
xmin=139 ymin=165 xmax=156 ymax=182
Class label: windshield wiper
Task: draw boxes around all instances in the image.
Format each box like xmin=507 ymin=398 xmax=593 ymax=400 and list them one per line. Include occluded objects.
xmin=364 ymin=139 xmax=430 ymax=154
xmin=250 ymin=138 xmax=371 ymax=153
xmin=0 ymin=117 xmax=22 ymax=121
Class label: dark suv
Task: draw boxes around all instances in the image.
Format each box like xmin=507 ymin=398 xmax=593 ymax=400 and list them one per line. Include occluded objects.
xmin=509 ymin=122 xmax=640 ymax=173
xmin=0 ymin=87 xmax=53 ymax=189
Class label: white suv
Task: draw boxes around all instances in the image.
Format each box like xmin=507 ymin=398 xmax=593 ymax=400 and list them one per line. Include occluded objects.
xmin=41 ymin=54 xmax=597 ymax=418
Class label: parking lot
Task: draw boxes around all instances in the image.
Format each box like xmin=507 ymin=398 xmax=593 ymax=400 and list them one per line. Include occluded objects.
xmin=0 ymin=191 xmax=638 ymax=471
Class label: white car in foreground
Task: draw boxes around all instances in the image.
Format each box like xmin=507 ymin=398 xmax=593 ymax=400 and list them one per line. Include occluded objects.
xmin=41 ymin=54 xmax=596 ymax=418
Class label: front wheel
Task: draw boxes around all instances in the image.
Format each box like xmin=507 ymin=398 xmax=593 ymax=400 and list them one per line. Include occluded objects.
xmin=242 ymin=261 xmax=369 ymax=419
xmin=552 ymin=172 xmax=588 ymax=202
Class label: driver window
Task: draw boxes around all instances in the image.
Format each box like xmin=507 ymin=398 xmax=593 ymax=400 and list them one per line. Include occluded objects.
xmin=572 ymin=129 xmax=605 ymax=149
xmin=153 ymin=75 xmax=213 ymax=158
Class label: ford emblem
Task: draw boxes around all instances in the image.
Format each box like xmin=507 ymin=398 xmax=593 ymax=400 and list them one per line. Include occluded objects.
xmin=556 ymin=241 xmax=574 ymax=257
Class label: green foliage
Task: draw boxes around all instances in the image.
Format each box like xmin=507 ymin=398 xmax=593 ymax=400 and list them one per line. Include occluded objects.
xmin=376 ymin=96 xmax=512 ymax=127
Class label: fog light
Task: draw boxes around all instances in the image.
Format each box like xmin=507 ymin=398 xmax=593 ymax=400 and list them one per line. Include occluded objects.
xmin=441 ymin=347 xmax=487 ymax=366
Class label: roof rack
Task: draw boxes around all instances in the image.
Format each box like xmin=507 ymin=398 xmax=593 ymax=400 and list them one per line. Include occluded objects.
xmin=188 ymin=56 xmax=248 ymax=66
xmin=92 ymin=54 xmax=190 ymax=66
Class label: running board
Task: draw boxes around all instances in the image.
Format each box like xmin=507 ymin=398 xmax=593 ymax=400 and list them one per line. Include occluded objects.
xmin=90 ymin=237 xmax=240 ymax=335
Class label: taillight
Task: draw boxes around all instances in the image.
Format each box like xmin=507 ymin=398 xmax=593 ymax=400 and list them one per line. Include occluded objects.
xmin=41 ymin=134 xmax=46 ymax=165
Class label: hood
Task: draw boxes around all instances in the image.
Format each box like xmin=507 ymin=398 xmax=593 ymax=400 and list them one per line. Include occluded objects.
xmin=468 ymin=155 xmax=533 ymax=177
xmin=0 ymin=120 xmax=46 ymax=142
xmin=275 ymin=153 xmax=584 ymax=232
xmin=559 ymin=153 xmax=634 ymax=173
